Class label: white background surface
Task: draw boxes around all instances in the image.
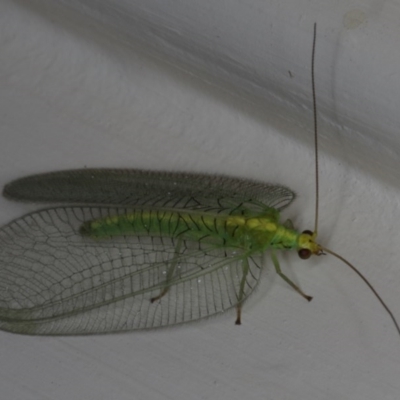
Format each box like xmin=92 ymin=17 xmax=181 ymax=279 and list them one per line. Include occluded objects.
xmin=1 ymin=1 xmax=400 ymax=399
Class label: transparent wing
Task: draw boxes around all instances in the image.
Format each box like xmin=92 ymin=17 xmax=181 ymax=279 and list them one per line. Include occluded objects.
xmin=0 ymin=207 xmax=263 ymax=335
xmin=3 ymin=169 xmax=295 ymax=213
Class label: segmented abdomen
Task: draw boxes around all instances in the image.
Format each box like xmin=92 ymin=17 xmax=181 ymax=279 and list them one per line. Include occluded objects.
xmin=80 ymin=209 xmax=238 ymax=245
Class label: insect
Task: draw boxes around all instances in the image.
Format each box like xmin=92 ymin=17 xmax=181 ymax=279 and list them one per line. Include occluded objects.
xmin=0 ymin=25 xmax=398 ymax=336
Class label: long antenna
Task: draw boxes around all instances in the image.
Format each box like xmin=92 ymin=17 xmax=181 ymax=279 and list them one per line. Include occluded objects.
xmin=321 ymin=246 xmax=400 ymax=337
xmin=311 ymin=23 xmax=319 ymax=235
xmin=310 ymin=24 xmax=400 ymax=338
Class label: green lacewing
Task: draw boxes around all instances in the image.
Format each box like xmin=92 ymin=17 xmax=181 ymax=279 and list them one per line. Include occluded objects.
xmin=0 ymin=25 xmax=398 ymax=336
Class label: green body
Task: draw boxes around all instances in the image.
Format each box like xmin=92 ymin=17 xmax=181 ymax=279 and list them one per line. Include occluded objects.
xmin=80 ymin=208 xmax=300 ymax=253
xmin=0 ymin=168 xmax=315 ymax=335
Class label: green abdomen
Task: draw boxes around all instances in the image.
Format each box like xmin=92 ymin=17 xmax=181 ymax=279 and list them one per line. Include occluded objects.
xmin=79 ymin=208 xmax=297 ymax=251
xmin=80 ymin=209 xmax=235 ymax=244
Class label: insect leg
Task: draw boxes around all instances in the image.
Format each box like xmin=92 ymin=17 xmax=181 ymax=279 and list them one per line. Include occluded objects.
xmin=235 ymin=256 xmax=250 ymax=325
xmin=271 ymin=251 xmax=313 ymax=301
xmin=150 ymin=239 xmax=183 ymax=303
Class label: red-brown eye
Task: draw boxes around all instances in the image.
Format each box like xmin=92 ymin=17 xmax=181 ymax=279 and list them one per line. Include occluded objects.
xmin=298 ymin=249 xmax=311 ymax=259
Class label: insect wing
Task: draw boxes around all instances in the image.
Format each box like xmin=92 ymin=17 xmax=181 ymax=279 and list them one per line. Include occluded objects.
xmin=3 ymin=169 xmax=295 ymax=213
xmin=0 ymin=206 xmax=263 ymax=335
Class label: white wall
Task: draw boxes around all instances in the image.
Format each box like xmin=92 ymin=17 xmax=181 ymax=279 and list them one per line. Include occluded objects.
xmin=1 ymin=1 xmax=400 ymax=400
xmin=55 ymin=0 xmax=400 ymax=185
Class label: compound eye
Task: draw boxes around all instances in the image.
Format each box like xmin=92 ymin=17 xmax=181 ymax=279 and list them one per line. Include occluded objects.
xmin=298 ymin=248 xmax=312 ymax=259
